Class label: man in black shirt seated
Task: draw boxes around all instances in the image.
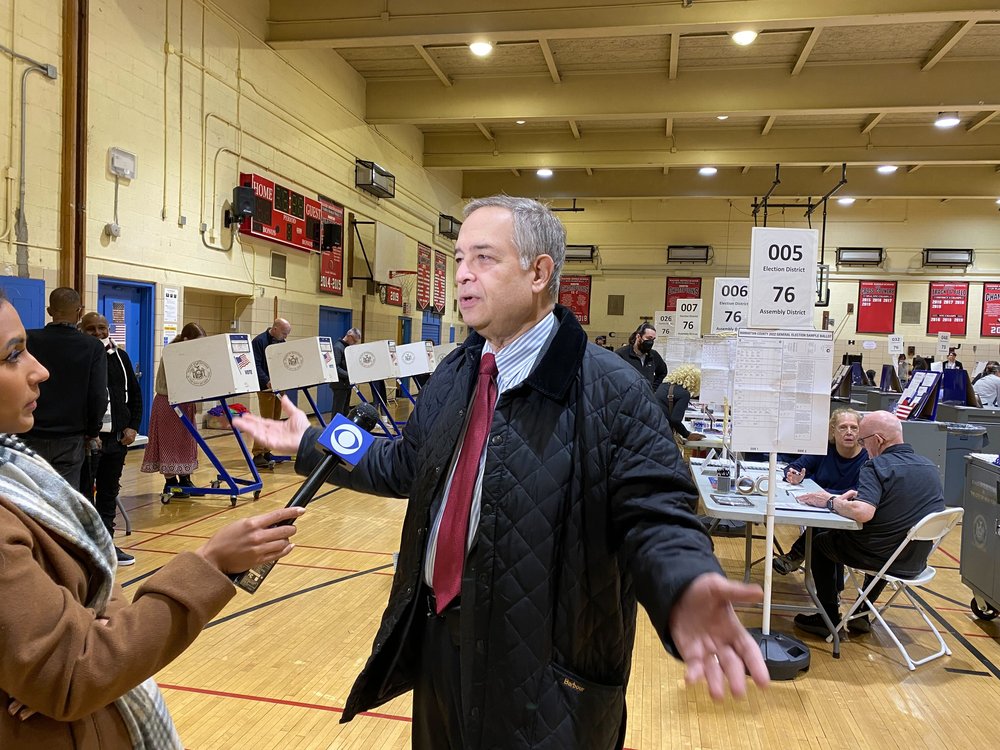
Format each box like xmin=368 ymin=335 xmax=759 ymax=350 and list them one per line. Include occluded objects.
xmin=792 ymin=410 xmax=945 ymax=636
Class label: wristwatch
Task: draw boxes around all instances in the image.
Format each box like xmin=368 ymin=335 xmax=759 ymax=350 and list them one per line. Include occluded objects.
xmin=826 ymin=496 xmax=837 ymax=513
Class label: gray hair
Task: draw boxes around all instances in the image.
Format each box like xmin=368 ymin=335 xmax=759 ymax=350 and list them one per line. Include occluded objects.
xmin=346 ymin=327 xmax=362 ymax=339
xmin=463 ymin=195 xmax=566 ymax=300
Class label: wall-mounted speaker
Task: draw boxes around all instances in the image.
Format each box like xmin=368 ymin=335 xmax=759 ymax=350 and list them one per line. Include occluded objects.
xmin=232 ymin=186 xmax=255 ymax=218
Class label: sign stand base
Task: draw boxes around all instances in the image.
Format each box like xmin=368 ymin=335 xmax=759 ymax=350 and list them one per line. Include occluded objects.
xmin=748 ymin=628 xmax=811 ymax=681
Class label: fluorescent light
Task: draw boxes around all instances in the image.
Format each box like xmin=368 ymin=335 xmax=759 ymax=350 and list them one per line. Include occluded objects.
xmin=699 ymin=166 xmax=718 ymax=176
xmin=996 ymin=198 xmax=1000 ymax=205
xmin=934 ymin=112 xmax=960 ymax=129
xmin=730 ymin=30 xmax=758 ymax=46
xmin=837 ymin=197 xmax=856 ymax=206
xmin=536 ymin=168 xmax=553 ymax=178
xmin=515 ymin=120 xmax=526 ymax=125
xmin=716 ymin=115 xmax=729 ymax=120
xmin=469 ymin=41 xmax=493 ymax=56
xmin=877 ymin=165 xmax=898 ymax=174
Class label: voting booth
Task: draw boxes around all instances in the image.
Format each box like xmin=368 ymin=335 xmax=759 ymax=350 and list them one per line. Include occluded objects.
xmin=395 ymin=341 xmax=435 ymax=378
xmin=159 ymin=333 xmax=264 ymax=506
xmin=266 ymin=336 xmax=339 ymax=391
xmin=162 ymin=333 xmax=259 ymax=404
xmin=433 ymin=342 xmax=458 ymax=370
xmin=345 ymin=340 xmax=402 ymax=437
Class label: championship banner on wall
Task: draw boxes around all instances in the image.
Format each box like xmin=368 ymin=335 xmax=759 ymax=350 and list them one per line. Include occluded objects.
xmin=665 ymin=277 xmax=702 ymax=311
xmin=558 ymin=275 xmax=592 ymax=324
xmin=981 ymin=282 xmax=1000 ymax=337
xmin=416 ymin=244 xmax=432 ymax=310
xmin=379 ymin=284 xmax=403 ymax=307
xmin=856 ymin=280 xmax=896 ymax=334
xmin=318 ymin=197 xmax=344 ymax=295
xmin=434 ymin=250 xmax=448 ymax=313
xmin=927 ymin=281 xmax=969 ymax=336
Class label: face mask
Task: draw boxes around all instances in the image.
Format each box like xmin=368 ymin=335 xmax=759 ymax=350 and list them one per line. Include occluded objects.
xmin=100 ymin=336 xmax=114 ymax=351
xmin=638 ymin=339 xmax=654 ymax=354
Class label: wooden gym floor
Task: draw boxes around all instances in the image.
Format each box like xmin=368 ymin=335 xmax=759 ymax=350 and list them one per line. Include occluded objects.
xmin=112 ymin=413 xmax=1000 ymax=749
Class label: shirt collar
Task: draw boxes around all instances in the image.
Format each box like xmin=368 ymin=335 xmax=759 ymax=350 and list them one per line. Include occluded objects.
xmin=482 ymin=311 xmax=557 ymax=392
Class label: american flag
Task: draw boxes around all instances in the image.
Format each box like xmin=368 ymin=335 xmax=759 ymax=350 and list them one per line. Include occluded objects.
xmin=235 ymin=353 xmax=250 ymax=369
xmin=895 ymin=399 xmax=914 ymax=420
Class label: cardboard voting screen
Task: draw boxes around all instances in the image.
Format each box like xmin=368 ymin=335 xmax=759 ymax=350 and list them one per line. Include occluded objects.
xmin=162 ymin=333 xmax=259 ymax=403
xmin=432 ymin=343 xmax=459 ymax=371
xmin=396 ymin=341 xmax=435 ymax=377
xmin=345 ymin=340 xmax=399 ymax=383
xmin=266 ymin=337 xmax=339 ymax=391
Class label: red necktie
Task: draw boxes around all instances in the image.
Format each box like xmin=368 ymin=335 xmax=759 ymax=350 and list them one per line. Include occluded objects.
xmin=432 ymin=352 xmax=498 ymax=613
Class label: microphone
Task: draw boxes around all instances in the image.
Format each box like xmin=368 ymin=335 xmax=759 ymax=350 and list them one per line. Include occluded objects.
xmin=231 ymin=402 xmax=380 ymax=593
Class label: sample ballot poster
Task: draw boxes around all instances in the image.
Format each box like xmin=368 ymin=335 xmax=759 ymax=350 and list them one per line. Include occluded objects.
xmin=982 ymin=282 xmax=1000 ymax=337
xmin=856 ymin=280 xmax=897 ymax=334
xmin=731 ymin=329 xmax=834 ymax=455
xmin=927 ymin=281 xmax=968 ymax=336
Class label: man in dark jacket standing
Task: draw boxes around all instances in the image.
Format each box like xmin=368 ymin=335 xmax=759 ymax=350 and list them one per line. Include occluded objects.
xmin=251 ymin=318 xmax=291 ymax=467
xmin=79 ymin=312 xmax=143 ymax=565
xmin=238 ymin=196 xmax=769 ymax=749
xmin=330 ymin=327 xmax=361 ymax=419
xmin=615 ymin=321 xmax=668 ymax=391
xmin=19 ymin=287 xmax=107 ymax=488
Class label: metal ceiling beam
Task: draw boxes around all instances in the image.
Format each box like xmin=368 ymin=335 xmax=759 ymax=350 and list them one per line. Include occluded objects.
xmin=761 ymin=115 xmax=776 ymax=136
xmin=860 ymin=112 xmax=885 ymax=135
xmin=266 ymin=1 xmax=1000 ymax=48
xmin=668 ymin=32 xmax=679 ymax=80
xmin=365 ymin=61 xmax=1000 ymax=123
xmin=538 ymin=38 xmax=561 ymax=83
xmin=461 ymin=165 xmax=1000 ymax=200
xmin=569 ymin=120 xmax=581 ymax=139
xmin=967 ymin=111 xmax=999 ymax=132
xmin=414 ymin=45 xmax=451 ymax=87
xmin=475 ymin=122 xmax=495 ymax=141
xmin=921 ymin=19 xmax=976 ymax=71
xmin=791 ymin=27 xmax=822 ymax=76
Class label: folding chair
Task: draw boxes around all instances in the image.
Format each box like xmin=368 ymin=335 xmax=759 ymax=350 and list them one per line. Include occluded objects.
xmin=834 ymin=507 xmax=963 ymax=670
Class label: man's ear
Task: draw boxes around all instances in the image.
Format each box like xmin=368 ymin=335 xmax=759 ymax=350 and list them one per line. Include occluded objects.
xmin=531 ymin=254 xmax=555 ymax=294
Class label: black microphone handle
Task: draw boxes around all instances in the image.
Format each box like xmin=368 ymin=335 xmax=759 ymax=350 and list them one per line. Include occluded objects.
xmin=230 ymin=451 xmax=342 ymax=593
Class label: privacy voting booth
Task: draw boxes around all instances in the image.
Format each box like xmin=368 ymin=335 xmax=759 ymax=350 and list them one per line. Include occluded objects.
xmin=161 ymin=333 xmax=265 ymax=505
xmin=266 ymin=336 xmax=339 ymax=427
xmin=345 ymin=340 xmax=402 ymax=437
xmin=395 ymin=341 xmax=435 ymax=403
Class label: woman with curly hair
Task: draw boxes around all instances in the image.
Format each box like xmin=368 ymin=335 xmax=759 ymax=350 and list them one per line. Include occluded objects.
xmin=654 ymin=364 xmax=706 ymax=443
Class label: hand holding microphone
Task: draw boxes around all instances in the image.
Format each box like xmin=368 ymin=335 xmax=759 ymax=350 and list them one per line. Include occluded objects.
xmin=230 ymin=402 xmax=380 ymax=593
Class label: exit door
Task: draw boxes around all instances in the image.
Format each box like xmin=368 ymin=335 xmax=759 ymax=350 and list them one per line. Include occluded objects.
xmin=97 ymin=279 xmax=154 ymax=435
xmin=317 ymin=306 xmax=353 ymax=416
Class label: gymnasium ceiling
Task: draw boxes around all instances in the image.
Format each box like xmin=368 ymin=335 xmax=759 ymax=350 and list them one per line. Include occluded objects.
xmin=266 ymin=1 xmax=1000 ymax=203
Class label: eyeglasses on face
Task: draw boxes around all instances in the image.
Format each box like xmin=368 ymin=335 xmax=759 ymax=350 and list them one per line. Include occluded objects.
xmin=857 ymin=433 xmax=880 ymax=446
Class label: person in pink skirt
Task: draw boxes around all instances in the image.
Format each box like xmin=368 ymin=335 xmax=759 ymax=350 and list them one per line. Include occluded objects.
xmin=141 ymin=323 xmax=206 ymax=496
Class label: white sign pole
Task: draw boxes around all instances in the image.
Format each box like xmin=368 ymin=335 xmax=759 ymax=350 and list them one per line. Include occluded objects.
xmin=711 ymin=277 xmax=750 ymax=334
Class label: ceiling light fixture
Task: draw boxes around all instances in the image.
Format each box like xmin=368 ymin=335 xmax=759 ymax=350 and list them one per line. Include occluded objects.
xmin=877 ymin=165 xmax=898 ymax=174
xmin=699 ymin=166 xmax=718 ymax=176
xmin=934 ymin=111 xmax=960 ymax=129
xmin=716 ymin=115 xmax=729 ymax=120
xmin=515 ymin=120 xmax=526 ymax=125
xmin=996 ymin=198 xmax=1000 ymax=205
xmin=837 ymin=197 xmax=856 ymax=206
xmin=536 ymin=168 xmax=553 ymax=178
xmin=730 ymin=30 xmax=758 ymax=46
xmin=469 ymin=41 xmax=494 ymax=57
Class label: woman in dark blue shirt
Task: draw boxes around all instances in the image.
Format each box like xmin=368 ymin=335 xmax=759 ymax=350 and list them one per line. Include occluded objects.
xmin=774 ymin=408 xmax=868 ymax=574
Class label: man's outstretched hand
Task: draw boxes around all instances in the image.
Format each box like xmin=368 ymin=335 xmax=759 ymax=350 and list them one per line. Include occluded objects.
xmin=235 ymin=395 xmax=311 ymax=455
xmin=669 ymin=573 xmax=770 ymax=699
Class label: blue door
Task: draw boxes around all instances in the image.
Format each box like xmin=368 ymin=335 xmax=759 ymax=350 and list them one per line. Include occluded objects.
xmin=449 ymin=325 xmax=456 ymax=343
xmin=97 ymin=279 xmax=154 ymax=435
xmin=422 ymin=310 xmax=441 ymax=345
xmin=317 ymin=306 xmax=353 ymax=415
xmin=2 ymin=277 xmax=45 ymax=329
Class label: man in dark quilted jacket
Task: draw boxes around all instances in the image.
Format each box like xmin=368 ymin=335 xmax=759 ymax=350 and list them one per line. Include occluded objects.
xmin=238 ymin=195 xmax=769 ymax=749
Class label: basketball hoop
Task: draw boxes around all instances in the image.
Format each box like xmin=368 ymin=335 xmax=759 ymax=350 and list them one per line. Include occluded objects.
xmin=389 ymin=269 xmax=418 ymax=314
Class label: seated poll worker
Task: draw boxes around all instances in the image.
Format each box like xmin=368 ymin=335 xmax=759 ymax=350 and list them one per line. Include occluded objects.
xmin=791 ymin=410 xmax=945 ymax=637
xmin=0 ymin=287 xmax=303 ymax=748
xmin=615 ymin=321 xmax=668 ymax=391
xmin=237 ymin=195 xmax=769 ymax=749
xmin=973 ymin=363 xmax=1000 ymax=405
xmin=944 ymin=348 xmax=963 ymax=370
xmin=654 ymin=365 xmax=706 ymax=443
xmin=773 ymin=408 xmax=868 ymax=575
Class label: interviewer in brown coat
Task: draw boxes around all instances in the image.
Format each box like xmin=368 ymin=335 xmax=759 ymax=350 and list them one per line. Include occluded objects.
xmin=0 ymin=287 xmax=303 ymax=749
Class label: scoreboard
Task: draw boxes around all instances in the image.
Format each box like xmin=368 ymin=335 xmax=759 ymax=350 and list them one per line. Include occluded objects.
xmin=239 ymin=173 xmax=324 ymax=253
